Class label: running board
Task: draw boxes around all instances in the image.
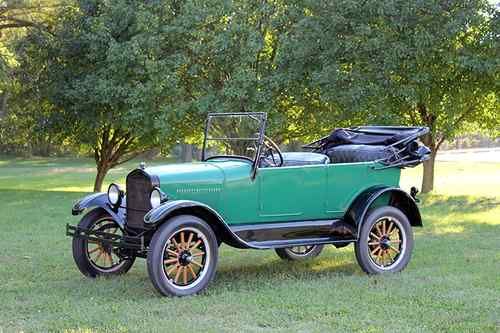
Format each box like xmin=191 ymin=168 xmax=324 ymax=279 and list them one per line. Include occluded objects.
xmin=229 ymin=219 xmax=356 ymax=249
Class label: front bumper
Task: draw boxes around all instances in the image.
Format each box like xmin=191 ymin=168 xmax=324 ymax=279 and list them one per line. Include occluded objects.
xmin=66 ymin=224 xmax=146 ymax=251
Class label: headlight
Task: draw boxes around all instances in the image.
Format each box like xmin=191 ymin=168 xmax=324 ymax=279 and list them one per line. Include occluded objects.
xmin=107 ymin=183 xmax=122 ymax=206
xmin=150 ymin=187 xmax=163 ymax=208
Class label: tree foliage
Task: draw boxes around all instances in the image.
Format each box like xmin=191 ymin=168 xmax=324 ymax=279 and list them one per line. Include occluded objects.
xmin=3 ymin=0 xmax=499 ymax=192
xmin=14 ymin=0 xmax=183 ymax=191
xmin=279 ymin=0 xmax=499 ymax=192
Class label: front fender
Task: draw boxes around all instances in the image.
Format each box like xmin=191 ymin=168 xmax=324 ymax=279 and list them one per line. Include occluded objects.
xmin=72 ymin=193 xmax=126 ymax=228
xmin=345 ymin=186 xmax=423 ymax=237
xmin=144 ymin=200 xmax=255 ymax=249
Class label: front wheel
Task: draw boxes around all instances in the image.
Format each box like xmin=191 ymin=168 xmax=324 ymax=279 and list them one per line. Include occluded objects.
xmin=147 ymin=215 xmax=218 ymax=297
xmin=72 ymin=208 xmax=135 ymax=278
xmin=275 ymin=245 xmax=324 ymax=261
xmin=354 ymin=206 xmax=414 ymax=274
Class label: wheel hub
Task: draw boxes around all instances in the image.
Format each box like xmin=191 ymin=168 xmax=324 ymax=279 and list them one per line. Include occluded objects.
xmin=178 ymin=251 xmax=193 ymax=266
xmin=379 ymin=236 xmax=391 ymax=250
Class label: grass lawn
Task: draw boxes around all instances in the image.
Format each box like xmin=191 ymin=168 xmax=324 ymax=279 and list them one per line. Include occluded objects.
xmin=0 ymin=157 xmax=499 ymax=332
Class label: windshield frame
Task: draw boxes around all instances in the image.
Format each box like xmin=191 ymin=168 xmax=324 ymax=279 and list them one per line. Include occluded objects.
xmin=201 ymin=112 xmax=267 ymax=174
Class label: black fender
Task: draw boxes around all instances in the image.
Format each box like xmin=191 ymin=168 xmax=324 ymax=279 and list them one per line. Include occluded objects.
xmin=71 ymin=193 xmax=126 ymax=228
xmin=143 ymin=200 xmax=256 ymax=249
xmin=345 ymin=186 xmax=423 ymax=238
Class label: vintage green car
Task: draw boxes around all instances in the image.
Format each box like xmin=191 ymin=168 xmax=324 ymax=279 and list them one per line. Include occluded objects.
xmin=67 ymin=112 xmax=430 ymax=296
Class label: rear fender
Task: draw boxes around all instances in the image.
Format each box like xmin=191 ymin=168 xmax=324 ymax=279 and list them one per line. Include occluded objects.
xmin=72 ymin=193 xmax=126 ymax=228
xmin=345 ymin=186 xmax=422 ymax=238
xmin=144 ymin=200 xmax=253 ymax=249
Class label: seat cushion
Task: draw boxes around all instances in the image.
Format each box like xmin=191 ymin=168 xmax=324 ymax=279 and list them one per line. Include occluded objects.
xmin=326 ymin=145 xmax=397 ymax=163
xmin=280 ymin=152 xmax=330 ymax=166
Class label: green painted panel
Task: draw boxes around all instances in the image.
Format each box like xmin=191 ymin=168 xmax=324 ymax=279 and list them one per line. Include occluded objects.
xmin=147 ymin=160 xmax=401 ymax=226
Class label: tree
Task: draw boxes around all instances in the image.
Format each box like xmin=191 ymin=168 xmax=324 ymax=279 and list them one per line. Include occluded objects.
xmin=0 ymin=0 xmax=62 ymax=31
xmin=278 ymin=0 xmax=499 ymax=192
xmin=15 ymin=0 xmax=182 ymax=191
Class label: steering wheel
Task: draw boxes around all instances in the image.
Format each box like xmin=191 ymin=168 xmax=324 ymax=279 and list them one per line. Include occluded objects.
xmin=262 ymin=135 xmax=284 ymax=167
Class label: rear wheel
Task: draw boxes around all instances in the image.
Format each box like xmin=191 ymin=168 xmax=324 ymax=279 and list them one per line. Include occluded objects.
xmin=147 ymin=215 xmax=218 ymax=297
xmin=275 ymin=245 xmax=324 ymax=261
xmin=72 ymin=208 xmax=135 ymax=278
xmin=354 ymin=206 xmax=413 ymax=274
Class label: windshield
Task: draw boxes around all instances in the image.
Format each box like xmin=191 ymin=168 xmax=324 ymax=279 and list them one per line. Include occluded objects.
xmin=202 ymin=113 xmax=266 ymax=161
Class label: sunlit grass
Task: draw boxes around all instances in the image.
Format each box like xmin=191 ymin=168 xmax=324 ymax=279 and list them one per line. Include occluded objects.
xmin=0 ymin=156 xmax=499 ymax=332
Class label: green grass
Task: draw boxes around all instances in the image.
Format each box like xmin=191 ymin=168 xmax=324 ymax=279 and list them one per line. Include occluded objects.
xmin=0 ymin=157 xmax=499 ymax=332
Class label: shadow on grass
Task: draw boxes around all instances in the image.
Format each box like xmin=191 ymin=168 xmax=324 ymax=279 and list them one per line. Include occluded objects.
xmin=420 ymin=195 xmax=500 ymax=213
xmin=60 ymin=255 xmax=361 ymax=300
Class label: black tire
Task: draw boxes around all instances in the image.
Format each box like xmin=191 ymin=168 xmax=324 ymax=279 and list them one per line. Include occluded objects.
xmin=147 ymin=215 xmax=218 ymax=297
xmin=72 ymin=208 xmax=135 ymax=278
xmin=275 ymin=245 xmax=324 ymax=261
xmin=354 ymin=206 xmax=414 ymax=274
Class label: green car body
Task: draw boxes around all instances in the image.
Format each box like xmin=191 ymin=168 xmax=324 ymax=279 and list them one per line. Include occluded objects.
xmin=148 ymin=160 xmax=400 ymax=224
xmin=68 ymin=112 xmax=429 ymax=297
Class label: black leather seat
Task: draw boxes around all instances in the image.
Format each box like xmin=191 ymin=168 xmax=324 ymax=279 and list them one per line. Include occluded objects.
xmin=326 ymin=145 xmax=397 ymax=163
xmin=261 ymin=152 xmax=330 ymax=167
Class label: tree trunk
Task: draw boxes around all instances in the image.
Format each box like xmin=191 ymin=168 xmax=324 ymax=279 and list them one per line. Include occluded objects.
xmin=93 ymin=163 xmax=110 ymax=192
xmin=421 ymin=151 xmax=436 ymax=193
xmin=92 ymin=127 xmax=141 ymax=192
xmin=420 ymin=132 xmax=446 ymax=194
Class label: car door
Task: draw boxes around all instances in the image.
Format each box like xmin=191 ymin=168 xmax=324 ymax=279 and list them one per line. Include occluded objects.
xmin=257 ymin=164 xmax=328 ymax=222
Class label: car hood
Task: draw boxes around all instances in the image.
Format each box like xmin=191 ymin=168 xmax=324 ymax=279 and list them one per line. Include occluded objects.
xmin=145 ymin=160 xmax=251 ymax=202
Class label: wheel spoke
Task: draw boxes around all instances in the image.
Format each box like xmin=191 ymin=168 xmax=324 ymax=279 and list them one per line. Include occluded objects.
xmin=190 ymin=240 xmax=202 ymax=251
xmin=164 ymin=258 xmax=178 ymax=264
xmin=386 ymin=250 xmax=394 ymax=263
xmin=386 ymin=221 xmax=394 ymax=235
xmin=187 ymin=264 xmax=197 ymax=279
xmin=371 ymin=246 xmax=381 ymax=256
xmin=368 ymin=241 xmax=379 ymax=246
xmin=191 ymin=260 xmax=203 ymax=268
xmin=370 ymin=232 xmax=380 ymax=240
xmin=88 ymin=247 xmax=101 ymax=255
xmin=167 ymin=264 xmax=178 ymax=276
xmin=389 ymin=245 xmax=400 ymax=254
xmin=180 ymin=232 xmax=186 ymax=249
xmin=167 ymin=249 xmax=178 ymax=257
xmin=95 ymin=250 xmax=104 ymax=263
xmin=183 ymin=266 xmax=188 ymax=284
xmin=378 ymin=249 xmax=385 ymax=266
xmin=382 ymin=219 xmax=386 ymax=235
xmin=192 ymin=252 xmax=205 ymax=257
xmin=174 ymin=266 xmax=183 ymax=283
xmin=107 ymin=253 xmax=114 ymax=266
xmin=186 ymin=232 xmax=194 ymax=249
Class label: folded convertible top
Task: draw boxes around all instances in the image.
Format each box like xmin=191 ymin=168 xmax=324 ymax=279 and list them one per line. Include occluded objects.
xmin=303 ymin=126 xmax=431 ymax=169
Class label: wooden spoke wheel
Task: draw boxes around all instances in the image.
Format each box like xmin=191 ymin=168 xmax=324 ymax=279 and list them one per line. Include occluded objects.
xmin=275 ymin=244 xmax=324 ymax=261
xmin=290 ymin=246 xmax=315 ymax=255
xmin=162 ymin=228 xmax=209 ymax=288
xmin=355 ymin=206 xmax=414 ymax=274
xmin=147 ymin=215 xmax=218 ymax=297
xmin=72 ymin=208 xmax=135 ymax=278
xmin=86 ymin=219 xmax=128 ymax=272
xmin=367 ymin=216 xmax=405 ymax=270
